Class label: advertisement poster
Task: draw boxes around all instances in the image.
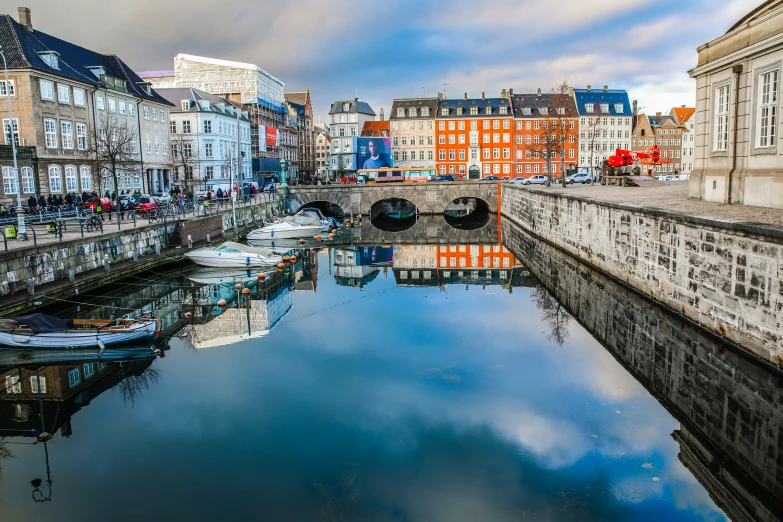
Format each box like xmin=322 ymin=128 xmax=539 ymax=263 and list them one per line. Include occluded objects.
xmin=258 ymin=125 xmax=266 ymax=152
xmin=356 ymin=137 xmax=394 ymax=170
xmin=266 ymin=127 xmax=279 ymax=147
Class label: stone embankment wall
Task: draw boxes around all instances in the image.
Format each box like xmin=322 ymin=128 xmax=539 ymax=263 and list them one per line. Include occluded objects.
xmin=0 ymin=197 xmax=281 ymax=296
xmin=501 ymin=185 xmax=783 ymax=363
xmin=502 ymin=221 xmax=783 ymax=521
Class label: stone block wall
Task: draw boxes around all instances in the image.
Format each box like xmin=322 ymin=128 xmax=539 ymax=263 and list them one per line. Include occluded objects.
xmin=501 ymin=185 xmax=783 ymax=363
xmin=502 ymin=221 xmax=783 ymax=519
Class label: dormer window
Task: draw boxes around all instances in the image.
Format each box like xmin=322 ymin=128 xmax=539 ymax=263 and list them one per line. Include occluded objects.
xmin=614 ymin=103 xmax=624 ymax=113
xmin=539 ymin=107 xmax=548 ymax=115
xmin=600 ymin=103 xmax=609 ymax=113
xmin=499 ymin=106 xmax=508 ymax=115
xmin=87 ymin=66 xmax=105 ymax=79
xmin=522 ymin=107 xmax=531 ymax=115
xmin=441 ymin=107 xmax=449 ymax=116
xmin=397 ymin=108 xmax=405 ymax=118
xmin=421 ymin=107 xmax=429 ymax=117
xmin=485 ymin=106 xmax=491 ymax=115
xmin=470 ymin=106 xmax=478 ymax=115
xmin=456 ymin=107 xmax=463 ymax=115
xmin=201 ymin=100 xmax=211 ymax=110
xmin=38 ymin=51 xmax=60 ymax=70
xmin=408 ymin=107 xmax=417 ymax=117
xmin=343 ymin=102 xmax=350 ymax=112
xmin=585 ymin=103 xmax=594 ymax=113
xmin=137 ymin=82 xmax=152 ymax=95
xmin=556 ymin=107 xmax=565 ymax=115
xmin=181 ymin=100 xmax=190 ymax=111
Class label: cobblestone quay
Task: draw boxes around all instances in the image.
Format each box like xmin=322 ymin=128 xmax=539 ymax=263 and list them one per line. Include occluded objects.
xmin=502 ymin=184 xmax=783 ymax=364
xmin=502 ymin=220 xmax=783 ymax=522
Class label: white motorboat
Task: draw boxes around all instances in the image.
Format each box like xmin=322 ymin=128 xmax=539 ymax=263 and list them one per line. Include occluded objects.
xmin=0 ymin=314 xmax=161 ymax=349
xmin=246 ymin=220 xmax=325 ymax=240
xmin=185 ymin=241 xmax=283 ymax=268
xmin=284 ymin=208 xmax=333 ymax=230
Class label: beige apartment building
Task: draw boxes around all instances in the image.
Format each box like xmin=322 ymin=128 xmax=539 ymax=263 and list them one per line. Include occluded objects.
xmin=389 ymin=98 xmax=438 ymax=174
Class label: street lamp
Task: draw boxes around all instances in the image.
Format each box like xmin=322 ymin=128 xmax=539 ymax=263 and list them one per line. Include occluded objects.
xmin=279 ymin=158 xmax=287 ymax=187
xmin=0 ymin=46 xmax=26 ymax=240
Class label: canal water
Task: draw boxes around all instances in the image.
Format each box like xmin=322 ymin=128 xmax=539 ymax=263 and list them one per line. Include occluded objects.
xmin=1 ymin=217 xmax=781 ymax=521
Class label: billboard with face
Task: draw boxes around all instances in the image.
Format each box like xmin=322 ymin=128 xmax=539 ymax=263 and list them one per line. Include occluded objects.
xmin=356 ymin=137 xmax=394 ymax=170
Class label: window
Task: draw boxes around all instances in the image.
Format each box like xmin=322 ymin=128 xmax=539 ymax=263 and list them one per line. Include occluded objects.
xmin=44 ymin=119 xmax=58 ymax=148
xmin=108 ymin=98 xmax=116 ymax=113
xmin=40 ymin=80 xmax=54 ymax=100
xmin=421 ymin=107 xmax=429 ymax=117
xmin=2 ymin=118 xmax=19 ymax=146
xmin=757 ymin=70 xmax=779 ymax=148
xmin=118 ymin=100 xmax=126 ymax=115
xmin=2 ymin=166 xmax=17 ymax=194
xmin=585 ymin=103 xmax=594 ymax=113
xmin=5 ymin=375 xmax=21 ymax=394
xmin=80 ymin=166 xmax=91 ymax=191
xmin=48 ymin=165 xmax=62 ymax=192
xmin=441 ymin=107 xmax=449 ymax=116
xmin=483 ymin=164 xmax=490 ymax=174
xmin=74 ymin=123 xmax=87 ymax=150
xmin=483 ymin=148 xmax=490 ymax=159
xmin=154 ymin=135 xmax=160 ymax=154
xmin=129 ymin=103 xmax=135 ymax=116
xmin=21 ymin=166 xmax=35 ymax=193
xmin=150 ymin=108 xmax=157 ymax=121
xmin=162 ymin=138 xmax=168 ymax=155
xmin=68 ymin=368 xmax=81 ymax=387
xmin=714 ymin=84 xmax=730 ymax=151
xmin=205 ymin=143 xmax=213 ymax=157
xmin=449 ymin=149 xmax=455 ymax=160
xmin=485 ymin=106 xmax=492 ymax=115
xmin=159 ymin=110 xmax=165 ymax=123
xmin=600 ymin=103 xmax=609 ymax=113
xmin=65 ymin=166 xmax=77 ymax=191
xmin=96 ymin=96 xmax=105 ymax=110
xmin=439 ymin=149 xmax=446 ymax=160
xmin=0 ymin=79 xmax=15 ymax=96
xmin=499 ymin=106 xmax=508 ymax=115
xmin=408 ymin=107 xmax=417 ymax=117
xmin=60 ymin=121 xmax=74 ymax=149
xmin=493 ymin=148 xmax=500 ymax=159
xmin=58 ymin=85 xmax=71 ymax=103
xmin=614 ymin=103 xmax=624 ymax=113
xmin=84 ymin=363 xmax=95 ymax=378
xmin=204 ymin=120 xmax=212 ymax=133
xmin=182 ymin=121 xmax=191 ymax=134
xmin=146 ymin=137 xmax=151 ymax=154
xmin=526 ymin=165 xmax=531 ymax=173
xmin=142 ymin=105 xmax=149 ymax=119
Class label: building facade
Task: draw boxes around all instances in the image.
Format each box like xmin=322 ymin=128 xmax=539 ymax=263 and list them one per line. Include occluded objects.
xmin=670 ymin=106 xmax=696 ymax=175
xmin=285 ymin=91 xmax=315 ymax=182
xmin=688 ymin=0 xmax=783 ymax=208
xmin=631 ymin=113 xmax=683 ymax=174
xmin=314 ymin=124 xmax=331 ymax=178
xmin=572 ymin=86 xmax=633 ymax=172
xmin=327 ymin=99 xmax=376 ymax=176
xmin=157 ymin=88 xmax=252 ymax=193
xmin=511 ymin=90 xmax=578 ymax=179
xmin=435 ymin=93 xmax=514 ymax=179
xmin=389 ymin=98 xmax=438 ymax=173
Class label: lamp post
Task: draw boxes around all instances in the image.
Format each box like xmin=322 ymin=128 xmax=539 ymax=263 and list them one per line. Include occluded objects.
xmin=0 ymin=46 xmax=26 ymax=240
xmin=279 ymin=158 xmax=287 ymax=188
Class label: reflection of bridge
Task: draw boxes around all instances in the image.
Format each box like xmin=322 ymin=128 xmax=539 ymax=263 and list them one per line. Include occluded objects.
xmin=285 ymin=181 xmax=500 ymax=215
xmin=352 ymin=214 xmax=500 ymax=245
xmin=502 ymin=220 xmax=783 ymax=522
xmin=393 ymin=267 xmax=536 ymax=291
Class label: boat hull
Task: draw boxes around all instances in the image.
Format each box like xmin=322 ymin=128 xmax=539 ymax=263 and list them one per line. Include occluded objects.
xmin=185 ymin=251 xmax=281 ymax=268
xmin=0 ymin=320 xmax=158 ymax=349
xmin=247 ymin=225 xmax=324 ymax=240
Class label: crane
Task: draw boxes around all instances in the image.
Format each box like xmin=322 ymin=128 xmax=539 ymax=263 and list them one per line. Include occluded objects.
xmin=600 ymin=145 xmax=668 ymax=186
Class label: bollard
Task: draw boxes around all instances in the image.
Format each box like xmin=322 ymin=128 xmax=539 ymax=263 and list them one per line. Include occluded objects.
xmin=155 ymin=243 xmax=161 ymax=256
xmin=103 ymin=254 xmax=110 ymax=273
xmin=68 ymin=269 xmax=75 ymax=283
xmin=26 ymin=279 xmax=34 ymax=296
xmin=206 ymin=233 xmax=211 ymax=243
xmin=188 ymin=235 xmax=193 ymax=249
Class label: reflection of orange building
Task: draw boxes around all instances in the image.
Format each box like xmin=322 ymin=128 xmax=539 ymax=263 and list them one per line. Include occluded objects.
xmin=436 ymin=94 xmax=514 ymax=179
xmin=437 ymin=244 xmax=519 ymax=269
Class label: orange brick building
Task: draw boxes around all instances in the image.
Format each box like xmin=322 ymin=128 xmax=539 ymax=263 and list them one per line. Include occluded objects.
xmin=437 ymin=243 xmax=519 ymax=269
xmin=511 ymin=92 xmax=578 ymax=178
xmin=435 ymin=94 xmax=514 ymax=179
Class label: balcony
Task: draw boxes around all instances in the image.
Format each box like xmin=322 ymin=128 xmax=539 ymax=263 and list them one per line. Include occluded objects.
xmin=0 ymin=144 xmax=37 ymax=160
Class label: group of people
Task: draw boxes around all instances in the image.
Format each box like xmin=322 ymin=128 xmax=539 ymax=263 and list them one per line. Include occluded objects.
xmin=26 ymin=192 xmax=94 ymax=210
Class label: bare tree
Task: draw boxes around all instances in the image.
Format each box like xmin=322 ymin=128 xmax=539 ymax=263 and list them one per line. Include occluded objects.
xmin=115 ymin=363 xmax=161 ymax=407
xmin=550 ymin=81 xmax=579 ymax=189
xmin=531 ymin=285 xmax=571 ymax=346
xmin=530 ymin=109 xmax=560 ymax=188
xmin=586 ymin=118 xmax=603 ymax=179
xmin=88 ymin=113 xmax=142 ymax=209
xmin=167 ymin=131 xmax=202 ymax=194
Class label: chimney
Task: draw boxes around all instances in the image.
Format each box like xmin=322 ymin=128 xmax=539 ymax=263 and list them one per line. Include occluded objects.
xmin=537 ymin=88 xmax=541 ymax=97
xmin=656 ymin=111 xmax=662 ymax=116
xmin=380 ymin=107 xmax=384 ymax=120
xmin=586 ymin=85 xmax=592 ymax=91
xmin=681 ymin=105 xmax=686 ymax=108
xmin=18 ymin=7 xmax=32 ymax=31
xmin=603 ymin=85 xmax=608 ymax=92
xmin=481 ymin=92 xmax=485 ymax=100
xmin=464 ymin=92 xmax=468 ymax=100
xmin=509 ymin=88 xmax=514 ymax=96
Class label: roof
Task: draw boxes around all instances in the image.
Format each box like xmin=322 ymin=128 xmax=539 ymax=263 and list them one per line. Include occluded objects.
xmin=572 ymin=88 xmax=632 ymax=117
xmin=284 ymin=91 xmax=309 ymax=106
xmin=329 ymin=99 xmax=376 ymax=116
xmin=389 ymin=98 xmax=439 ymax=119
xmin=436 ymin=97 xmax=512 ymax=118
xmin=727 ymin=0 xmax=780 ymax=33
xmin=671 ymin=107 xmax=695 ymax=125
xmin=511 ymin=93 xmax=577 ymax=118
xmin=136 ymin=70 xmax=174 ymax=79
xmin=0 ymin=14 xmax=172 ymax=106
xmin=175 ymin=53 xmax=284 ymax=86
xmin=361 ymin=121 xmax=390 ymax=136
xmin=647 ymin=114 xmax=677 ymax=127
xmin=155 ymin=87 xmax=250 ymax=121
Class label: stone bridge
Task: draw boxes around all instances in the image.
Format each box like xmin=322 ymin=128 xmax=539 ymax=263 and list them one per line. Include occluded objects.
xmin=284 ymin=181 xmax=500 ymax=216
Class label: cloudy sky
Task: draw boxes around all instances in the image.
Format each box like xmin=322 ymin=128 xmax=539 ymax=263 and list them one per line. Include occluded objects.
xmin=16 ymin=0 xmax=762 ymax=121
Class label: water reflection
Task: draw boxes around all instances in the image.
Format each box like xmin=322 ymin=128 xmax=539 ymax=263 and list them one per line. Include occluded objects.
xmin=0 ymin=219 xmax=779 ymax=521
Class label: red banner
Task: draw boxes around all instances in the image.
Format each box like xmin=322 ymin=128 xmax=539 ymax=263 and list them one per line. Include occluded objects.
xmin=265 ymin=127 xmax=278 ymax=146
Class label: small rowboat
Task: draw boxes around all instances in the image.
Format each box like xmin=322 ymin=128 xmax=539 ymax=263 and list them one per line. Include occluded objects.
xmin=0 ymin=313 xmax=161 ymax=350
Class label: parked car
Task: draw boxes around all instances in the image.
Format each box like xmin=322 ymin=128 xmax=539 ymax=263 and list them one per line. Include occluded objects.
xmin=427 ymin=175 xmax=458 ymax=182
xmin=522 ymin=175 xmax=548 ymax=185
xmin=339 ymin=174 xmax=357 ymax=184
xmin=509 ymin=177 xmax=528 ymax=185
xmin=84 ymin=197 xmax=114 ymax=213
xmin=482 ymin=175 xmax=503 ymax=181
xmin=566 ymin=172 xmax=593 ymax=184
xmin=135 ymin=197 xmax=159 ymax=213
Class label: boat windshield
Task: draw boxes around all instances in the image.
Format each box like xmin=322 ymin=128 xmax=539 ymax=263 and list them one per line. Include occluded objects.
xmin=216 ymin=245 xmax=242 ymax=253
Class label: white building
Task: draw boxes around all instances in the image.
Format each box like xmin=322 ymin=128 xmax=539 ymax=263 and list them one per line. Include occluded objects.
xmin=688 ymin=0 xmax=783 ymax=208
xmin=572 ymin=86 xmax=633 ymax=172
xmin=327 ymin=99 xmax=376 ymax=175
xmin=157 ymin=88 xmax=252 ymax=192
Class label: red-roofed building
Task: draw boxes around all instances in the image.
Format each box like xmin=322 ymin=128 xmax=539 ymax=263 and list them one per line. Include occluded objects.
xmin=361 ymin=120 xmax=390 ymax=137
xmin=669 ymin=106 xmax=696 ymax=176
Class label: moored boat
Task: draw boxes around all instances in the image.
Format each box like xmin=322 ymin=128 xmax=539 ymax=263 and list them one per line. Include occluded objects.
xmin=246 ymin=221 xmax=325 ymax=240
xmin=184 ymin=241 xmax=283 ymax=268
xmin=0 ymin=314 xmax=161 ymax=349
